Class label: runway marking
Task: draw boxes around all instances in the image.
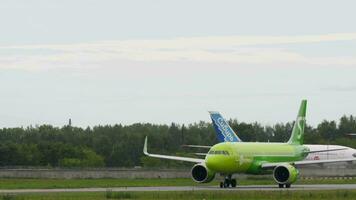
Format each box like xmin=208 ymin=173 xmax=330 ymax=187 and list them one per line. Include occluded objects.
xmin=1 ymin=184 xmax=356 ymax=194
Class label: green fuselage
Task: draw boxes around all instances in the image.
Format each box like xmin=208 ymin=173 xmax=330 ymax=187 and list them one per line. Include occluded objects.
xmin=205 ymin=142 xmax=309 ymax=174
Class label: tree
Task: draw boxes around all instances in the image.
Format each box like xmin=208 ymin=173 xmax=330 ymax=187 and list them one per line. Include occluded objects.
xmin=317 ymin=120 xmax=337 ymax=142
xmin=0 ymin=115 xmax=355 ymax=168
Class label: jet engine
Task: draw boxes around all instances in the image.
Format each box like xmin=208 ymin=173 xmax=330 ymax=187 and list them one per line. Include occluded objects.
xmin=191 ymin=164 xmax=215 ymax=183
xmin=273 ymin=164 xmax=299 ymax=185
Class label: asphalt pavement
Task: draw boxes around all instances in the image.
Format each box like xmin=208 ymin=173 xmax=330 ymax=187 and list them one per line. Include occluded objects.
xmin=1 ymin=184 xmax=356 ymax=193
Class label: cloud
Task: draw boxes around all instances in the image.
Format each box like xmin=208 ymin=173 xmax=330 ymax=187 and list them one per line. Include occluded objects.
xmin=1 ymin=33 xmax=356 ymax=70
xmin=321 ymin=85 xmax=356 ymax=92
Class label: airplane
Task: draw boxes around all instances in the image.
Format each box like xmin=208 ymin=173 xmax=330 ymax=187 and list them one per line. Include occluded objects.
xmin=143 ymin=100 xmax=356 ymax=188
xmin=208 ymin=110 xmax=356 ymax=161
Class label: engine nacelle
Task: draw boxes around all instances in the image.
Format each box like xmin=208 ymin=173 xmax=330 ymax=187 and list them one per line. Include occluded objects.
xmin=191 ymin=164 xmax=215 ymax=183
xmin=273 ymin=164 xmax=299 ymax=185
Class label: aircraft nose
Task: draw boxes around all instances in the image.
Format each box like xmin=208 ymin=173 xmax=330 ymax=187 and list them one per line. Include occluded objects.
xmin=205 ymin=155 xmax=218 ymax=169
xmin=205 ymin=153 xmax=235 ymax=173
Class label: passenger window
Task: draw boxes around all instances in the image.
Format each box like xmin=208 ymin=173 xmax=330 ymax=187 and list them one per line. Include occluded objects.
xmin=208 ymin=150 xmax=229 ymax=155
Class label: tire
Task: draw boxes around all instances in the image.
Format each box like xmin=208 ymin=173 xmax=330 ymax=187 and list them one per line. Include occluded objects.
xmin=220 ymin=182 xmax=224 ymax=188
xmin=278 ymin=184 xmax=284 ymax=188
xmin=231 ymin=179 xmax=237 ymax=187
xmin=225 ymin=179 xmax=231 ymax=188
xmin=285 ymin=184 xmax=291 ymax=188
xmin=224 ymin=182 xmax=229 ymax=188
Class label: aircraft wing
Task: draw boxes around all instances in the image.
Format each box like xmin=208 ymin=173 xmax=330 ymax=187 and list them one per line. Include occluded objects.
xmin=306 ymin=148 xmax=348 ymax=154
xmin=181 ymin=144 xmax=212 ymax=149
xmin=143 ymin=137 xmax=205 ymax=163
xmin=261 ymin=158 xmax=356 ymax=169
xmin=194 ymin=153 xmax=208 ymax=156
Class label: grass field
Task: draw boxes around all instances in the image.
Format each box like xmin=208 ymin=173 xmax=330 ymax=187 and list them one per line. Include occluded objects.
xmin=1 ymin=190 xmax=356 ymax=200
xmin=0 ymin=177 xmax=355 ymax=189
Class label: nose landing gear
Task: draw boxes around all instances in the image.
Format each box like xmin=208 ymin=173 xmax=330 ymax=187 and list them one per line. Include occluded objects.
xmin=219 ymin=175 xmax=237 ymax=188
xmin=278 ymin=183 xmax=291 ymax=188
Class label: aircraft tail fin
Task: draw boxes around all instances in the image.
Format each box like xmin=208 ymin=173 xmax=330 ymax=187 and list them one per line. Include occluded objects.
xmin=209 ymin=111 xmax=241 ymax=142
xmin=287 ymin=100 xmax=307 ymax=145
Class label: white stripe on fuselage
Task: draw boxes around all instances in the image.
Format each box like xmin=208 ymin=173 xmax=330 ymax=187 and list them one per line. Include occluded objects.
xmin=304 ymin=144 xmax=356 ymax=160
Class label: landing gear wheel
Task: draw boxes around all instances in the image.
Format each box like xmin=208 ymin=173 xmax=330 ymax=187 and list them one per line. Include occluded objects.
xmin=285 ymin=184 xmax=291 ymax=188
xmin=220 ymin=175 xmax=235 ymax=188
xmin=224 ymin=180 xmax=230 ymax=188
xmin=231 ymin=179 xmax=237 ymax=187
xmin=278 ymin=184 xmax=284 ymax=188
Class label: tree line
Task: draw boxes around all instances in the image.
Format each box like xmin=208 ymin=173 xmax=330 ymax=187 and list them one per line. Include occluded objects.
xmin=0 ymin=115 xmax=355 ymax=168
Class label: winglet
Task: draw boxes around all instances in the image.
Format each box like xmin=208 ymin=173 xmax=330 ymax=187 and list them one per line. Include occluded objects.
xmin=143 ymin=136 xmax=149 ymax=155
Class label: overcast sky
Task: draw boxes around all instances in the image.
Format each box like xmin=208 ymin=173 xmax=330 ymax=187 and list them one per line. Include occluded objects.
xmin=1 ymin=0 xmax=356 ymax=127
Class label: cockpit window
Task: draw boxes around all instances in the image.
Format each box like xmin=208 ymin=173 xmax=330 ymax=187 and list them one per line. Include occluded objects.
xmin=353 ymin=153 xmax=356 ymax=158
xmin=208 ymin=150 xmax=229 ymax=155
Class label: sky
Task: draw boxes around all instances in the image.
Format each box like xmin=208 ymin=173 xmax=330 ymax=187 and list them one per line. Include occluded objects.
xmin=1 ymin=0 xmax=356 ymax=127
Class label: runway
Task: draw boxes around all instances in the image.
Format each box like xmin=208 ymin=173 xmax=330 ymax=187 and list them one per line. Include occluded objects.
xmin=1 ymin=184 xmax=356 ymax=193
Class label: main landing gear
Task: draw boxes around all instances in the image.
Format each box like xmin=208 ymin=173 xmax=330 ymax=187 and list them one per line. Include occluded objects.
xmin=278 ymin=184 xmax=291 ymax=188
xmin=219 ymin=175 xmax=237 ymax=188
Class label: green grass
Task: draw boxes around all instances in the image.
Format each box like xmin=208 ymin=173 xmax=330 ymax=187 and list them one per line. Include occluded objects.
xmin=0 ymin=178 xmax=206 ymax=189
xmin=1 ymin=190 xmax=356 ymax=200
xmin=0 ymin=177 xmax=354 ymax=189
